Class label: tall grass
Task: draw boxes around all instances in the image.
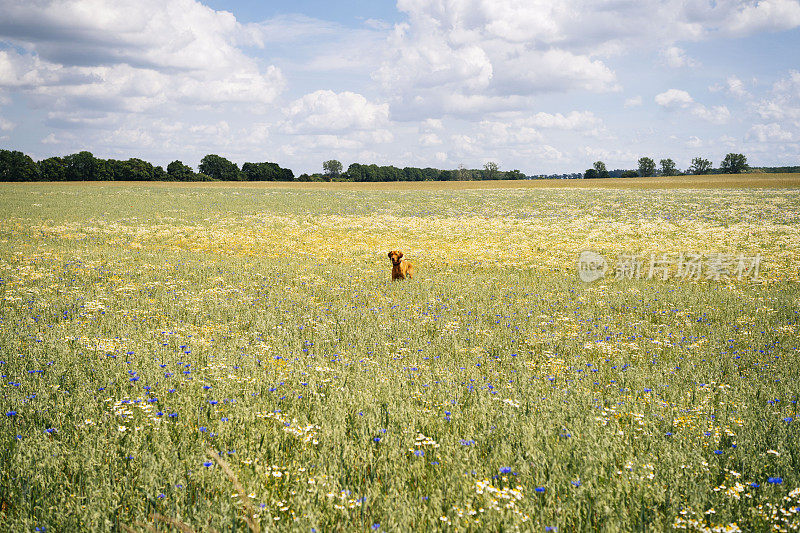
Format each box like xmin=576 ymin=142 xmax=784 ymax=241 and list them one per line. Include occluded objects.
xmin=1 ymin=183 xmax=799 ymax=531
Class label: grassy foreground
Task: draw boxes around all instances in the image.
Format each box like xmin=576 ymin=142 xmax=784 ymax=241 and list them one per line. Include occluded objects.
xmin=1 ymin=182 xmax=799 ymax=532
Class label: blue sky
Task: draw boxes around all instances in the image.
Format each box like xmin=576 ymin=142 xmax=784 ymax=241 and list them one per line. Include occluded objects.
xmin=1 ymin=0 xmax=799 ymax=175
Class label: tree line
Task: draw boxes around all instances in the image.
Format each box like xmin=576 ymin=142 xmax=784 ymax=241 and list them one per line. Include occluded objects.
xmin=0 ymin=150 xmax=294 ymax=182
xmin=304 ymin=160 xmax=525 ymax=182
xmin=1 ymin=148 xmax=794 ymax=183
xmin=584 ymin=153 xmax=750 ymax=179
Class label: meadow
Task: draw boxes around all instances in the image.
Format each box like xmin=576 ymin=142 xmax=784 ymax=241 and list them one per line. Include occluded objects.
xmin=1 ymin=178 xmax=799 ymax=532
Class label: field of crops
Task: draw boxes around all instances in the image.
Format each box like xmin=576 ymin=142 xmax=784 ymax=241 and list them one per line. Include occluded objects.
xmin=1 ymin=181 xmax=799 ymax=532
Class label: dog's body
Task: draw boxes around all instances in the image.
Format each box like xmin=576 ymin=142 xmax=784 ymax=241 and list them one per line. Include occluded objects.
xmin=388 ymin=250 xmax=414 ymax=280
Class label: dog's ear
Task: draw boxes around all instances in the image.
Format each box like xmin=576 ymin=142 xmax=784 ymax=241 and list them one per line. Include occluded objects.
xmin=388 ymin=251 xmax=393 ymax=258
xmin=397 ymin=251 xmax=404 ymax=259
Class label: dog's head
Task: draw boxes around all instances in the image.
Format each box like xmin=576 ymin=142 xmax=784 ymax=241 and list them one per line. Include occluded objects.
xmin=388 ymin=250 xmax=404 ymax=265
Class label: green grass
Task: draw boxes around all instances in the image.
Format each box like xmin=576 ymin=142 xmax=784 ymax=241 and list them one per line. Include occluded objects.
xmin=1 ymin=182 xmax=799 ymax=531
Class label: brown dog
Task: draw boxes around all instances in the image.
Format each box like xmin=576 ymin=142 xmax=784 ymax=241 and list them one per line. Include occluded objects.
xmin=388 ymin=250 xmax=414 ymax=280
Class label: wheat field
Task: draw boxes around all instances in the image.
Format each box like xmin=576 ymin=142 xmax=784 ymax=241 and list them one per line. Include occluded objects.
xmin=1 ymin=180 xmax=799 ymax=531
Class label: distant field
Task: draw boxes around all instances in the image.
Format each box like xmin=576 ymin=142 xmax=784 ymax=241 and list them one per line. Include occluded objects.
xmin=1 ymin=183 xmax=799 ymax=531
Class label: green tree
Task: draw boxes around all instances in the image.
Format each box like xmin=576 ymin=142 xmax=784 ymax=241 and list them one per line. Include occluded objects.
xmin=689 ymin=157 xmax=713 ymax=175
xmin=422 ymin=167 xmax=440 ymax=181
xmin=63 ymin=151 xmax=106 ymax=181
xmin=37 ymin=157 xmax=66 ymax=181
xmin=403 ymin=167 xmax=424 ymax=181
xmin=483 ymin=161 xmax=499 ymax=180
xmin=117 ymin=158 xmax=156 ymax=181
xmin=167 ymin=160 xmax=196 ymax=181
xmin=593 ymin=161 xmax=609 ymax=178
xmin=241 ymin=162 xmax=293 ymax=181
xmin=199 ymin=154 xmax=240 ymax=181
xmin=322 ymin=159 xmax=342 ymax=180
xmin=620 ymin=170 xmax=638 ymax=178
xmin=0 ymin=150 xmax=37 ymax=181
xmin=584 ymin=168 xmax=599 ymax=179
xmin=660 ymin=158 xmax=677 ymax=176
xmin=638 ymin=157 xmax=656 ymax=177
xmin=720 ymin=153 xmax=748 ymax=174
xmin=346 ymin=163 xmax=366 ymax=182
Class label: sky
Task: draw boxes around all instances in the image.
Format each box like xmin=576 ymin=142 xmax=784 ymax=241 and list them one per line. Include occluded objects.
xmin=1 ymin=0 xmax=799 ymax=176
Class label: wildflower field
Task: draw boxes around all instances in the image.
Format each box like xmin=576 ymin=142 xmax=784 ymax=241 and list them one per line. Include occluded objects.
xmin=1 ymin=180 xmax=800 ymax=532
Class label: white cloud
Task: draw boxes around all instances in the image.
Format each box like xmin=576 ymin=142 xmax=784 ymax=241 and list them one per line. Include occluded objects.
xmin=375 ymin=0 xmax=800 ymax=118
xmin=624 ymin=96 xmax=643 ymax=108
xmin=420 ymin=118 xmax=443 ymax=132
xmin=41 ymin=133 xmax=61 ymax=144
xmin=526 ymin=111 xmax=603 ymax=131
xmin=283 ymin=90 xmax=390 ymax=133
xmin=375 ymin=0 xmax=620 ymax=117
xmin=755 ymin=70 xmax=800 ymax=124
xmin=419 ymin=133 xmax=442 ymax=146
xmin=477 ymin=120 xmax=542 ymax=145
xmin=747 ymin=122 xmax=794 ymax=142
xmin=686 ymin=135 xmax=703 ymax=148
xmin=0 ymin=0 xmax=285 ymax=116
xmin=656 ymin=89 xmax=729 ymax=124
xmin=655 ymin=89 xmax=694 ymax=108
xmin=661 ymin=46 xmax=699 ymax=68
xmin=691 ymin=104 xmax=731 ymax=124
xmin=726 ymin=76 xmax=750 ymax=98
xmin=724 ymin=0 xmax=800 ymax=36
xmin=0 ymin=116 xmax=15 ymax=131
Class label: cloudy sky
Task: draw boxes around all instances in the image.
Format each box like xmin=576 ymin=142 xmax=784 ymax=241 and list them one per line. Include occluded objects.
xmin=1 ymin=0 xmax=799 ymax=175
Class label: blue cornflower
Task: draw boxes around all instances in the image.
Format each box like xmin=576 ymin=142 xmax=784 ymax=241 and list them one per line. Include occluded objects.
xmin=750 ymin=482 xmax=760 ymax=488
xmin=221 ymin=417 xmax=229 ymax=422
xmin=158 ymin=493 xmax=165 ymax=499
xmin=414 ymin=450 xmax=424 ymax=457
xmin=373 ymin=437 xmax=381 ymax=443
xmin=5 ymin=411 xmax=16 ymax=416
xmin=571 ymin=480 xmax=582 ymax=487
xmin=499 ymin=467 xmax=512 ymax=474
xmin=203 ymin=461 xmax=213 ymax=467
xmin=460 ymin=439 xmax=475 ymax=446
xmin=714 ymin=450 xmax=722 ymax=455
xmin=535 ymin=487 xmax=545 ymax=493
xmin=768 ymin=477 xmax=783 ymax=484
xmin=199 ymin=427 xmax=207 ymax=432
xmin=372 ymin=524 xmax=380 ymax=530
xmin=169 ymin=412 xmax=177 ymax=418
